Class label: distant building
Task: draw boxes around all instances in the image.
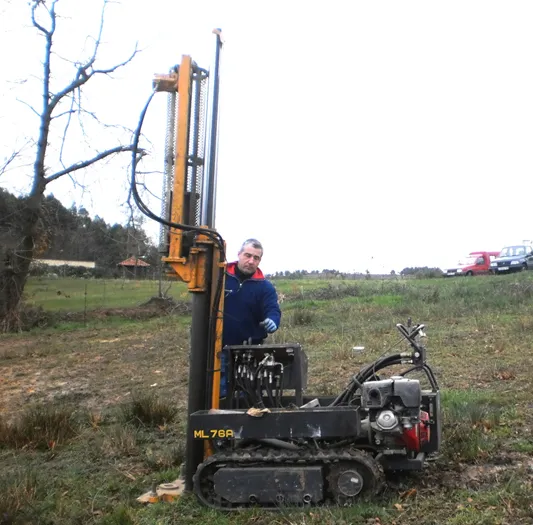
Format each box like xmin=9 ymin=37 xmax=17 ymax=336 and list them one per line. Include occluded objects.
xmin=117 ymin=256 xmax=151 ymax=279
xmin=33 ymin=258 xmax=95 ymax=268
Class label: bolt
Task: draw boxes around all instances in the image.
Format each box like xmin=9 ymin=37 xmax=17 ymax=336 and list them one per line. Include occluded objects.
xmin=150 ymin=479 xmax=157 ymax=496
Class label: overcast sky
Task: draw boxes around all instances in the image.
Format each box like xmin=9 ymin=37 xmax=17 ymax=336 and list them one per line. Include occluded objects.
xmin=2 ymin=1 xmax=533 ymax=274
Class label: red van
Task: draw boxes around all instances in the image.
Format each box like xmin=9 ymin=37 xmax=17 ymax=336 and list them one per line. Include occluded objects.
xmin=443 ymin=251 xmax=500 ymax=277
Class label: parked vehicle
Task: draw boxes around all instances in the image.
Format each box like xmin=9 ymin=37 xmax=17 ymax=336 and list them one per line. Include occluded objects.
xmin=443 ymin=251 xmax=500 ymax=277
xmin=490 ymin=244 xmax=533 ymax=274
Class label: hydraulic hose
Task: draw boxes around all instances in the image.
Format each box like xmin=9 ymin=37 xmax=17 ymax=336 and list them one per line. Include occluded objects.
xmin=330 ymin=353 xmax=406 ymax=407
xmin=131 ymin=89 xmax=227 ymax=408
xmin=130 ymin=90 xmax=225 ymax=253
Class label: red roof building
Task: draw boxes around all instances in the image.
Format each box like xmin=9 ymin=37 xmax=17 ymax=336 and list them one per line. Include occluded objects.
xmin=117 ymin=257 xmax=151 ymax=279
xmin=117 ymin=257 xmax=151 ymax=268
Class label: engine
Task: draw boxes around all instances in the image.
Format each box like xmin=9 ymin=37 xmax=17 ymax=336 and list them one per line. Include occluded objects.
xmin=361 ymin=376 xmax=430 ymax=454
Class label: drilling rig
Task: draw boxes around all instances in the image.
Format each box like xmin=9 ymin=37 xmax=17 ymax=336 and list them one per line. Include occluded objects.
xmin=134 ymin=31 xmax=441 ymax=509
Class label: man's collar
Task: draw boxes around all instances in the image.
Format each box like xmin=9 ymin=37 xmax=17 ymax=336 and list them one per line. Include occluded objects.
xmin=227 ymin=261 xmax=265 ymax=280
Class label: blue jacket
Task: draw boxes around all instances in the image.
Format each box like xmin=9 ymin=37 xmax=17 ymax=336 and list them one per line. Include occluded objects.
xmin=223 ymin=262 xmax=281 ymax=346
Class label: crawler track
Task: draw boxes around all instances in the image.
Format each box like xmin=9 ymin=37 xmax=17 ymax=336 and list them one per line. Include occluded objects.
xmin=193 ymin=446 xmax=384 ymax=510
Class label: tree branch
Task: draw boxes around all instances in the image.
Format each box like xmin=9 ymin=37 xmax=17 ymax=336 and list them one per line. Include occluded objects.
xmin=134 ymin=181 xmax=163 ymax=201
xmin=58 ymin=93 xmax=77 ymax=167
xmin=48 ymin=43 xmax=139 ymax=114
xmin=79 ymin=108 xmax=134 ymax=135
xmin=31 ymin=0 xmax=51 ymax=36
xmin=0 ymin=140 xmax=33 ymax=177
xmin=1 ymin=150 xmax=22 ymax=177
xmin=47 ymin=0 xmax=139 ymax=115
xmin=45 ymin=145 xmax=137 ymax=182
xmin=15 ymin=97 xmax=41 ymax=118
xmin=52 ymin=109 xmax=77 ymax=120
xmin=91 ymin=46 xmax=139 ymax=76
xmin=32 ymin=0 xmax=57 ymax=191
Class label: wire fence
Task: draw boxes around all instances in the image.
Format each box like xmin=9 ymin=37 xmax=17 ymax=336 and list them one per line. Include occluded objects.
xmin=25 ymin=277 xmax=188 ymax=313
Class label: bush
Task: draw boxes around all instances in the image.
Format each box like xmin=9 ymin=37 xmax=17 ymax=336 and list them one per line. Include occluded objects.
xmin=0 ymin=404 xmax=81 ymax=450
xmin=400 ymin=267 xmax=443 ymax=278
xmin=120 ymin=393 xmax=178 ymax=428
xmin=6 ymin=303 xmax=56 ymax=332
xmin=305 ymin=283 xmax=361 ymax=301
xmin=289 ymin=307 xmax=315 ymax=326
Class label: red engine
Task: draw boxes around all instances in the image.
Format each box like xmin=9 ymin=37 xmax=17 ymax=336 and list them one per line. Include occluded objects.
xmin=401 ymin=410 xmax=430 ymax=452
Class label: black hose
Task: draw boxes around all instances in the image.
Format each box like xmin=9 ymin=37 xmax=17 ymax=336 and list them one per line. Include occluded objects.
xmin=330 ymin=354 xmax=406 ymax=407
xmin=131 ymin=90 xmax=227 ymax=409
xmin=258 ymin=439 xmax=300 ymax=451
xmin=356 ymin=353 xmax=404 ymax=383
xmin=400 ymin=364 xmax=439 ymax=390
xmin=130 ymin=90 xmax=225 ymax=252
xmin=266 ymin=384 xmax=276 ymax=408
xmin=252 ymin=369 xmax=263 ymax=407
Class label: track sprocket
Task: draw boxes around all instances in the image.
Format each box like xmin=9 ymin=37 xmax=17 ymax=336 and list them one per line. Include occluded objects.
xmin=326 ymin=449 xmax=384 ymax=505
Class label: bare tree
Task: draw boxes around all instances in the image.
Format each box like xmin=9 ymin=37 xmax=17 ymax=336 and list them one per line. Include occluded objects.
xmin=0 ymin=0 xmax=139 ymax=331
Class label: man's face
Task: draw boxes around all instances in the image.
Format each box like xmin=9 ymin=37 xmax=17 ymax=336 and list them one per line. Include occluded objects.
xmin=237 ymin=244 xmax=262 ymax=275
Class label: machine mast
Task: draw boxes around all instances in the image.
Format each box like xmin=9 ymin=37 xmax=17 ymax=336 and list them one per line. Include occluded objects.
xmin=152 ymin=30 xmax=225 ymax=492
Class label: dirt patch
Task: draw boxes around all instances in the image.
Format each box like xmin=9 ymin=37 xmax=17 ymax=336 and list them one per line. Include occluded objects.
xmin=384 ymin=452 xmax=533 ymax=502
xmin=0 ymin=311 xmax=192 ymax=420
xmin=438 ymin=452 xmax=533 ymax=489
xmin=58 ymin=297 xmax=191 ymax=323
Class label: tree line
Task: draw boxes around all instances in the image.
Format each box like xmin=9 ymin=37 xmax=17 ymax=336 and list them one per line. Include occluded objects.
xmin=0 ymin=188 xmax=159 ymax=278
xmin=267 ymin=268 xmax=443 ymax=280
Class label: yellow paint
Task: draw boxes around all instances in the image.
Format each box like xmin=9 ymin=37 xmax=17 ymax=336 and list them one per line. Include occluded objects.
xmin=210 ymin=253 xmax=226 ymax=410
xmin=194 ymin=429 xmax=234 ymax=439
xmin=168 ymin=55 xmax=192 ymax=261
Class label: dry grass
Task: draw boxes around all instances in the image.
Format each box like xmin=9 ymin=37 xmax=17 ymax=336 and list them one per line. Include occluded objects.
xmin=120 ymin=392 xmax=179 ymax=428
xmin=0 ymin=404 xmax=81 ymax=450
xmin=1 ymin=275 xmax=533 ymax=524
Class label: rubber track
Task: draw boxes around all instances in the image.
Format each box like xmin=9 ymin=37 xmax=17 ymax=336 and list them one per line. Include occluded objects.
xmin=193 ymin=446 xmax=384 ymax=510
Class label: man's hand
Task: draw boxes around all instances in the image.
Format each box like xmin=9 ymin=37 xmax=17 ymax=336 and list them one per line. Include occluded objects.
xmin=261 ymin=318 xmax=277 ymax=333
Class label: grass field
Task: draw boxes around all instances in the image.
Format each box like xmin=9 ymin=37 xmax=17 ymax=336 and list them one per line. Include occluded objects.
xmin=1 ymin=274 xmax=533 ymax=524
xmin=24 ymin=277 xmax=189 ymax=312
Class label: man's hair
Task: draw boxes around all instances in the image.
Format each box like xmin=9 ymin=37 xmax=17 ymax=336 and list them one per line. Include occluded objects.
xmin=239 ymin=238 xmax=263 ymax=255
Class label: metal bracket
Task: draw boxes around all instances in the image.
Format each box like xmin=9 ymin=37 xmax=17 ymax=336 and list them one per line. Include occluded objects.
xmin=137 ymin=479 xmax=185 ymax=504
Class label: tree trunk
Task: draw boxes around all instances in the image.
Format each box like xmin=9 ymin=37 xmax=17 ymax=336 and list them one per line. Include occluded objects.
xmin=0 ymin=192 xmax=42 ymax=332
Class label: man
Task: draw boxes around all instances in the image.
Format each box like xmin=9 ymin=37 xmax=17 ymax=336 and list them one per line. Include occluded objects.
xmin=220 ymin=238 xmax=281 ymax=396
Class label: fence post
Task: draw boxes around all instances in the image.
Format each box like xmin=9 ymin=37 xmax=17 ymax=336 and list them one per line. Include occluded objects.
xmin=84 ymin=282 xmax=88 ymax=327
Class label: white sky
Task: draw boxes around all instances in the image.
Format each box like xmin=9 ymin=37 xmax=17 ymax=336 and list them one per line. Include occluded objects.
xmin=1 ymin=1 xmax=533 ymax=274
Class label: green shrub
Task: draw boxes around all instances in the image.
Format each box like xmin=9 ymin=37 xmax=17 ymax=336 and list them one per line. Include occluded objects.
xmin=0 ymin=404 xmax=80 ymax=450
xmin=120 ymin=393 xmax=178 ymax=428
xmin=289 ymin=308 xmax=316 ymax=326
xmin=99 ymin=424 xmax=140 ymax=458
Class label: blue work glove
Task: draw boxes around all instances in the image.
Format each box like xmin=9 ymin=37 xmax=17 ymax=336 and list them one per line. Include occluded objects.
xmin=261 ymin=318 xmax=277 ymax=333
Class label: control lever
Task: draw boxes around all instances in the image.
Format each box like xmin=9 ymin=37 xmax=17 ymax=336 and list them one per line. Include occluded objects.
xmin=396 ymin=322 xmax=426 ymax=363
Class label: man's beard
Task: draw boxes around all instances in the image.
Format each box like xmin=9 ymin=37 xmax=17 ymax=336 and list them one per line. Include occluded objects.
xmin=238 ymin=264 xmax=254 ymax=276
